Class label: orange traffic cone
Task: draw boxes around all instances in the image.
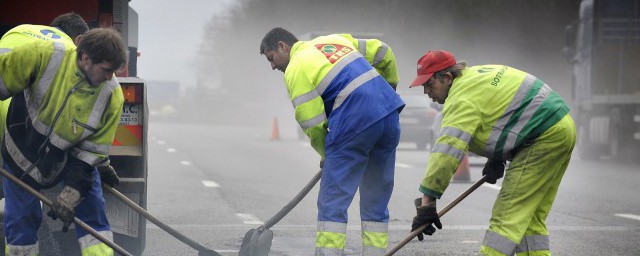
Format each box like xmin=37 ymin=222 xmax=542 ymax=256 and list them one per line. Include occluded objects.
xmin=451 ymin=153 xmax=472 ymax=183
xmin=271 ymin=117 xmax=280 ymax=141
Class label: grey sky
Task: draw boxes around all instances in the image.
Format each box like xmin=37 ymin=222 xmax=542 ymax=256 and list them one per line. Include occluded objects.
xmin=129 ymin=0 xmax=237 ymax=88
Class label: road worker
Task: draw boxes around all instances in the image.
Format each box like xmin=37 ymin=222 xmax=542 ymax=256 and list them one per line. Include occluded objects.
xmin=409 ymin=50 xmax=576 ymax=256
xmin=0 ymin=22 xmax=126 ymax=255
xmin=260 ymin=27 xmax=405 ymax=255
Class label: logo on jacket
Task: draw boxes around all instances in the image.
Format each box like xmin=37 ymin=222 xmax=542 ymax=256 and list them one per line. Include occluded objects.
xmin=477 ymin=67 xmax=495 ymax=73
xmin=40 ymin=29 xmax=61 ymax=39
xmin=315 ymin=44 xmax=353 ymax=64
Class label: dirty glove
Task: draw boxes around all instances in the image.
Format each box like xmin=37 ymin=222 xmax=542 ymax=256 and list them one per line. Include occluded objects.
xmin=411 ymin=197 xmax=442 ymax=241
xmin=47 ymin=186 xmax=83 ymax=232
xmin=482 ymin=160 xmax=506 ymax=184
xmin=98 ymin=164 xmax=120 ymax=188
xmin=319 ymin=159 xmax=325 ymax=169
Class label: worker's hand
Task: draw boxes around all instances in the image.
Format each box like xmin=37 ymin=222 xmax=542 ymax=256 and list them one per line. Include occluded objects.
xmin=47 ymin=186 xmax=82 ymax=232
xmin=482 ymin=160 xmax=506 ymax=184
xmin=98 ymin=164 xmax=120 ymax=188
xmin=411 ymin=197 xmax=442 ymax=241
xmin=319 ymin=159 xmax=325 ymax=169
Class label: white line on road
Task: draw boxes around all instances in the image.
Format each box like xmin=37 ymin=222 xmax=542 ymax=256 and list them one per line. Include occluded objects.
xmin=235 ymin=213 xmax=264 ymax=225
xmin=167 ymin=148 xmax=176 ymax=153
xmin=395 ymin=163 xmax=413 ymax=168
xmin=614 ymin=213 xmax=640 ymax=221
xmin=461 ymin=240 xmax=479 ymax=244
xmin=201 ymin=180 xmax=220 ymax=188
xmin=157 ymin=140 xmax=166 ymax=145
xmin=180 ymin=161 xmax=191 ymax=166
xmin=482 ymin=183 xmax=501 ymax=190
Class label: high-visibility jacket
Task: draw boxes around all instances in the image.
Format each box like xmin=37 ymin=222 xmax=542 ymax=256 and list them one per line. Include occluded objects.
xmin=0 ymin=25 xmax=124 ymax=193
xmin=420 ymin=65 xmax=570 ymax=198
xmin=284 ymin=34 xmax=404 ymax=157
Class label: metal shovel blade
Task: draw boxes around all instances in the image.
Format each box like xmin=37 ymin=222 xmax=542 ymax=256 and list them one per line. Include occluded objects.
xmin=239 ymin=226 xmax=273 ymax=256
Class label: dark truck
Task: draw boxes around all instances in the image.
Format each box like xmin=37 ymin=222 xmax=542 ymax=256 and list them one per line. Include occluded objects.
xmin=0 ymin=0 xmax=148 ymax=255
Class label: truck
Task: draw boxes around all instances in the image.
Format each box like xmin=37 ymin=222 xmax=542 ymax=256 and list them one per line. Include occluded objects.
xmin=563 ymin=0 xmax=640 ymax=160
xmin=0 ymin=0 xmax=149 ymax=255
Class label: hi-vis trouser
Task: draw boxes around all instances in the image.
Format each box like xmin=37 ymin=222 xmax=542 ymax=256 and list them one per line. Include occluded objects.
xmin=316 ymin=111 xmax=400 ymax=256
xmin=3 ymin=163 xmax=114 ymax=256
xmin=480 ymin=115 xmax=576 ymax=256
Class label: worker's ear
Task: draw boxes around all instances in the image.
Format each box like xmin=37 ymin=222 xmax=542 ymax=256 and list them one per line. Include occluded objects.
xmin=277 ymin=41 xmax=290 ymax=54
xmin=444 ymin=72 xmax=454 ymax=87
xmin=73 ymin=34 xmax=83 ymax=46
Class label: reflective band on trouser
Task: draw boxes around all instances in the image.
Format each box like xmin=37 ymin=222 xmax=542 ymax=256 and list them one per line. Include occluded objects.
xmin=316 ymin=221 xmax=347 ymax=256
xmin=26 ymin=42 xmax=66 ymax=120
xmin=79 ymin=231 xmax=114 ymax=256
xmin=515 ymin=235 xmax=549 ymax=254
xmin=482 ymin=230 xmax=517 ymax=256
xmin=358 ymin=39 xmax=366 ymax=57
xmin=438 ymin=126 xmax=472 ymax=144
xmin=332 ymin=68 xmax=379 ymax=111
xmin=316 ymin=53 xmax=360 ymax=95
xmin=7 ymin=242 xmax=38 ymax=256
xmin=431 ymin=143 xmax=465 ymax=162
xmin=362 ymin=221 xmax=388 ymax=256
xmin=372 ymin=43 xmax=389 ymax=66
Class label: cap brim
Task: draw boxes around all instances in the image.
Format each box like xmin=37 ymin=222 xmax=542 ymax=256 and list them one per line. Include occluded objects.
xmin=409 ymin=74 xmax=433 ymax=88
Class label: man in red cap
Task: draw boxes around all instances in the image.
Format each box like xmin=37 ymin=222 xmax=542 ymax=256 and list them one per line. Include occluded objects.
xmin=409 ymin=50 xmax=576 ymax=256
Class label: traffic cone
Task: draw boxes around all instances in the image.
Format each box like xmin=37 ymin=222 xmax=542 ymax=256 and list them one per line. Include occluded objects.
xmin=451 ymin=153 xmax=472 ymax=183
xmin=271 ymin=117 xmax=280 ymax=141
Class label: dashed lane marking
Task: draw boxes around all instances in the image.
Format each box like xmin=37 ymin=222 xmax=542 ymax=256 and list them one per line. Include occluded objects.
xmin=235 ymin=213 xmax=264 ymax=225
xmin=157 ymin=140 xmax=166 ymax=145
xmin=201 ymin=180 xmax=220 ymax=188
xmin=395 ymin=163 xmax=413 ymax=168
xmin=167 ymin=148 xmax=176 ymax=153
xmin=482 ymin=183 xmax=501 ymax=190
xmin=461 ymin=240 xmax=479 ymax=244
xmin=614 ymin=213 xmax=640 ymax=221
xmin=180 ymin=161 xmax=191 ymax=165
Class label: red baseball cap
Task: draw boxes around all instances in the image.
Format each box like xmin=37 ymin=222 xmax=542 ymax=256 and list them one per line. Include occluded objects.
xmin=409 ymin=50 xmax=457 ymax=88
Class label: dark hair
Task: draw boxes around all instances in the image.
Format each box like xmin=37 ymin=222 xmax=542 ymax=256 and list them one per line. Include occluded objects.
xmin=50 ymin=12 xmax=89 ymax=38
xmin=259 ymin=27 xmax=298 ymax=54
xmin=76 ymin=28 xmax=127 ymax=69
xmin=433 ymin=62 xmax=467 ymax=81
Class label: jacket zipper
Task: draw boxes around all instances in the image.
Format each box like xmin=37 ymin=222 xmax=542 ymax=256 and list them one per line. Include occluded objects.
xmin=72 ymin=118 xmax=97 ymax=134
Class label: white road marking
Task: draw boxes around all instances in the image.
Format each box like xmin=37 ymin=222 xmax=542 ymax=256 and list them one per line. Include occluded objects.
xmin=167 ymin=148 xmax=176 ymax=153
xmin=395 ymin=163 xmax=413 ymax=168
xmin=180 ymin=161 xmax=191 ymax=166
xmin=461 ymin=240 xmax=479 ymax=244
xmin=614 ymin=213 xmax=640 ymax=221
xmin=202 ymin=180 xmax=220 ymax=188
xmin=157 ymin=140 xmax=166 ymax=145
xmin=235 ymin=213 xmax=264 ymax=225
xmin=482 ymin=183 xmax=501 ymax=190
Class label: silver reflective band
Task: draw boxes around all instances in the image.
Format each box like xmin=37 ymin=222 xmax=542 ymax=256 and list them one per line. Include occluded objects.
xmin=0 ymin=48 xmax=10 ymax=54
xmin=361 ymin=221 xmax=388 ymax=233
xmin=299 ymin=112 xmax=327 ymax=130
xmin=485 ymin=74 xmax=536 ymax=156
xmin=28 ymin=42 xmax=66 ymax=120
xmin=316 ymin=53 xmax=361 ymax=95
xmin=372 ymin=42 xmax=389 ymax=66
xmin=70 ymin=147 xmax=104 ymax=166
xmin=78 ymin=140 xmax=110 ymax=155
xmin=315 ymin=247 xmax=343 ymax=256
xmin=515 ymin=235 xmax=549 ymax=253
xmin=332 ymin=68 xmax=378 ymax=111
xmin=358 ymin=39 xmax=367 ymax=56
xmin=85 ymin=78 xmax=119 ymax=137
xmin=292 ymin=89 xmax=320 ymax=108
xmin=79 ymin=230 xmax=113 ymax=249
xmin=4 ymin=128 xmax=62 ymax=184
xmin=482 ymin=230 xmax=517 ymax=256
xmin=431 ymin=143 xmax=464 ymax=162
xmin=439 ymin=126 xmax=472 ymax=144
xmin=317 ymin=221 xmax=347 ymax=233
xmin=7 ymin=241 xmax=38 ymax=256
xmin=362 ymin=246 xmax=385 ymax=256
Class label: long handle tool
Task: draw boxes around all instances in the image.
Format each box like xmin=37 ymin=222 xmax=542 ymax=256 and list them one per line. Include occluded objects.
xmin=102 ymin=185 xmax=220 ymax=256
xmin=385 ymin=175 xmax=488 ymax=256
xmin=239 ymin=169 xmax=322 ymax=256
xmin=0 ymin=168 xmax=133 ymax=256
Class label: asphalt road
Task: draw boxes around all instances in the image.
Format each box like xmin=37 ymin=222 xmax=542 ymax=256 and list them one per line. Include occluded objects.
xmin=141 ymin=122 xmax=640 ymax=256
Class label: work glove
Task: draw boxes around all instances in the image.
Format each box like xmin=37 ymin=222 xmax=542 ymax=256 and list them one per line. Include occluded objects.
xmin=319 ymin=159 xmax=325 ymax=169
xmin=47 ymin=186 xmax=83 ymax=232
xmin=482 ymin=159 xmax=506 ymax=184
xmin=411 ymin=197 xmax=442 ymax=241
xmin=98 ymin=164 xmax=120 ymax=188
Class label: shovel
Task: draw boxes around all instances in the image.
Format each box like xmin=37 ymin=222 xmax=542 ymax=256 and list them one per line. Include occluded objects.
xmin=102 ymin=184 xmax=221 ymax=256
xmin=0 ymin=168 xmax=133 ymax=256
xmin=239 ymin=169 xmax=322 ymax=256
xmin=385 ymin=175 xmax=488 ymax=256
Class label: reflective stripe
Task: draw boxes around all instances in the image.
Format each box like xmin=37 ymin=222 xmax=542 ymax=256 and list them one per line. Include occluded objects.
xmin=438 ymin=126 xmax=472 ymax=144
xmin=0 ymin=48 xmax=10 ymax=54
xmin=332 ymin=68 xmax=378 ymax=111
xmin=358 ymin=39 xmax=366 ymax=56
xmin=362 ymin=231 xmax=388 ymax=250
xmin=431 ymin=143 xmax=464 ymax=162
xmin=315 ymin=247 xmax=343 ymax=256
xmin=501 ymin=83 xmax=552 ymax=159
xmin=316 ymin=53 xmax=360 ymax=95
xmin=78 ymin=230 xmax=113 ymax=250
xmin=292 ymin=89 xmax=320 ymax=108
xmin=362 ymin=221 xmax=388 ymax=233
xmin=84 ymin=78 xmax=119 ymax=138
xmin=33 ymin=119 xmax=74 ymax=149
xmin=482 ymin=230 xmax=517 ymax=256
xmin=27 ymin=42 xmax=65 ymax=120
xmin=362 ymin=246 xmax=385 ymax=256
xmin=70 ymin=147 xmax=104 ymax=166
xmin=515 ymin=235 xmax=549 ymax=253
xmin=316 ymin=221 xmax=347 ymax=251
xmin=372 ymin=42 xmax=389 ymax=66
xmin=299 ymin=112 xmax=327 ymax=129
xmin=317 ymin=221 xmax=347 ymax=233
xmin=0 ymin=48 xmax=11 ymax=99
xmin=485 ymin=74 xmax=536 ymax=157
xmin=78 ymin=140 xmax=110 ymax=155
xmin=7 ymin=241 xmax=38 ymax=256
xmin=4 ymin=128 xmax=61 ymax=184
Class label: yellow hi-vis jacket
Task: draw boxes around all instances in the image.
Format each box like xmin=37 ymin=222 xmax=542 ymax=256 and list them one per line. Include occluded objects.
xmin=285 ymin=34 xmax=404 ymax=157
xmin=420 ymin=65 xmax=570 ymax=198
xmin=0 ymin=25 xmax=124 ymax=192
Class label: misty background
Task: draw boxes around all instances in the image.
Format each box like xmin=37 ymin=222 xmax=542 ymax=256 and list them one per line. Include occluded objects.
xmin=131 ymin=0 xmax=581 ymax=128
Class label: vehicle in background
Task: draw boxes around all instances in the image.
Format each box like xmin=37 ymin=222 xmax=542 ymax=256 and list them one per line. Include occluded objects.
xmin=399 ymin=94 xmax=438 ymax=150
xmin=563 ymin=0 xmax=640 ymax=160
xmin=0 ymin=1 xmax=148 ymax=255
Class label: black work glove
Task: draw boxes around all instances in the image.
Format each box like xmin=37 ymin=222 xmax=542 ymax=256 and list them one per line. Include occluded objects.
xmin=47 ymin=186 xmax=83 ymax=232
xmin=319 ymin=159 xmax=325 ymax=169
xmin=411 ymin=197 xmax=442 ymax=241
xmin=482 ymin=160 xmax=506 ymax=184
xmin=98 ymin=164 xmax=120 ymax=188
